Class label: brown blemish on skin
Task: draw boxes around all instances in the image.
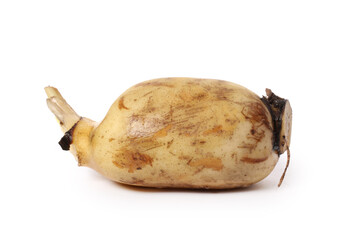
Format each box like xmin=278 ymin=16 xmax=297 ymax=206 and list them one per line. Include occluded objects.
xmin=127 ymin=134 xmax=164 ymax=152
xmin=142 ymin=90 xmax=153 ymax=97
xmin=131 ymin=177 xmax=145 ymax=185
xmin=191 ymin=139 xmax=206 ymax=145
xmin=233 ymin=101 xmax=272 ymax=152
xmin=126 ymin=114 xmax=171 ymax=152
xmin=179 ymin=155 xmax=193 ymax=163
xmin=238 ymin=142 xmax=258 ymax=152
xmin=241 ymin=157 xmax=268 ymax=164
xmin=158 ymin=169 xmax=174 ymax=181
xmin=177 ymin=88 xmax=208 ymax=102
xmin=166 ymin=139 xmax=174 ymax=148
xmin=225 ymin=118 xmax=238 ymax=124
xmin=112 ymin=160 xmax=121 ymax=168
xmin=153 ymin=124 xmax=172 ymax=138
xmin=77 ymin=155 xmax=84 ymax=166
xmin=159 ymin=169 xmax=166 ymax=177
xmin=188 ymin=157 xmax=224 ymax=171
xmin=192 ymin=167 xmax=205 ymax=175
xmin=194 ymin=92 xmax=207 ymax=100
xmin=109 ymin=138 xmax=115 ymax=142
xmin=169 ymin=106 xmax=205 ymax=137
xmin=178 ymin=90 xmax=192 ymax=101
xmin=203 ymin=125 xmax=223 ymax=135
xmin=247 ymin=128 xmax=265 ymax=142
xmin=231 ymin=153 xmax=238 ymax=164
xmin=118 ymin=97 xmax=129 ymax=110
xmin=241 ymin=102 xmax=271 ymax=130
xmin=213 ymin=86 xmax=237 ymax=102
xmin=113 ymin=150 xmax=153 ymax=173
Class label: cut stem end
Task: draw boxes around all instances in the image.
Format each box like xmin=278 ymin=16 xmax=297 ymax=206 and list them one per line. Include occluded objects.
xmin=45 ymin=86 xmax=81 ymax=132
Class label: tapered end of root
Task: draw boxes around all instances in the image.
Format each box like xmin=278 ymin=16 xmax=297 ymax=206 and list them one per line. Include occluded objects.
xmin=45 ymin=86 xmax=81 ymax=133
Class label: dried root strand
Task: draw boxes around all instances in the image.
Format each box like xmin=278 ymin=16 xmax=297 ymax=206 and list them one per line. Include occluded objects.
xmin=278 ymin=142 xmax=290 ymax=187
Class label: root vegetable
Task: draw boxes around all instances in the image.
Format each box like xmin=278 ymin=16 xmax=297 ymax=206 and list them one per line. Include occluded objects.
xmin=45 ymin=78 xmax=292 ymax=189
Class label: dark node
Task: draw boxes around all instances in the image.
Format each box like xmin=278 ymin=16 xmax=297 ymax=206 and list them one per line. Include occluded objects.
xmin=58 ymin=119 xmax=81 ymax=151
xmin=261 ymin=90 xmax=287 ymax=155
xmin=59 ymin=132 xmax=72 ymax=151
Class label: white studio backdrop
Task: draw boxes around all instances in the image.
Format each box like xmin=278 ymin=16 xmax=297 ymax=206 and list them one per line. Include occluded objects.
xmin=0 ymin=1 xmax=354 ymax=240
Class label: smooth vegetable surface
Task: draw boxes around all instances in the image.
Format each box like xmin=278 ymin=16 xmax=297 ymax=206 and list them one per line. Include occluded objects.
xmin=45 ymin=78 xmax=292 ymax=189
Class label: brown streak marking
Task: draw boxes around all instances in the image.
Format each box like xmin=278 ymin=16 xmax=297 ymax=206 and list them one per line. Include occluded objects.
xmin=113 ymin=150 xmax=153 ymax=173
xmin=153 ymin=124 xmax=172 ymax=138
xmin=118 ymin=97 xmax=129 ymax=110
xmin=184 ymin=106 xmax=206 ymax=114
xmin=188 ymin=157 xmax=223 ymax=171
xmin=247 ymin=129 xmax=265 ymax=142
xmin=142 ymin=90 xmax=153 ymax=97
xmin=167 ymin=139 xmax=174 ymax=148
xmin=241 ymin=102 xmax=271 ymax=130
xmin=158 ymin=169 xmax=174 ymax=181
xmin=130 ymin=178 xmax=145 ymax=184
xmin=141 ymin=143 xmax=164 ymax=152
xmin=241 ymin=157 xmax=268 ymax=164
xmin=225 ymin=118 xmax=237 ymax=124
xmin=213 ymin=86 xmax=236 ymax=102
xmin=172 ymin=118 xmax=189 ymax=125
xmin=193 ymin=167 xmax=205 ymax=175
xmin=192 ymin=140 xmax=206 ymax=145
xmin=203 ymin=125 xmax=223 ymax=135
xmin=231 ymin=153 xmax=238 ymax=164
xmin=194 ymin=92 xmax=207 ymax=100
xmin=77 ymin=155 xmax=83 ymax=166
xmin=112 ymin=160 xmax=121 ymax=168
xmin=179 ymin=155 xmax=192 ymax=162
xmin=237 ymin=102 xmax=271 ymax=151
xmin=238 ymin=143 xmax=257 ymax=152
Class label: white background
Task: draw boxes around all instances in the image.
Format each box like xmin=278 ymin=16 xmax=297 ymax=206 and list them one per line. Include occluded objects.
xmin=1 ymin=1 xmax=354 ymax=239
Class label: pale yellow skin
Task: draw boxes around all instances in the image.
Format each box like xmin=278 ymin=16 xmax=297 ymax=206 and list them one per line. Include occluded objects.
xmin=69 ymin=78 xmax=279 ymax=189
